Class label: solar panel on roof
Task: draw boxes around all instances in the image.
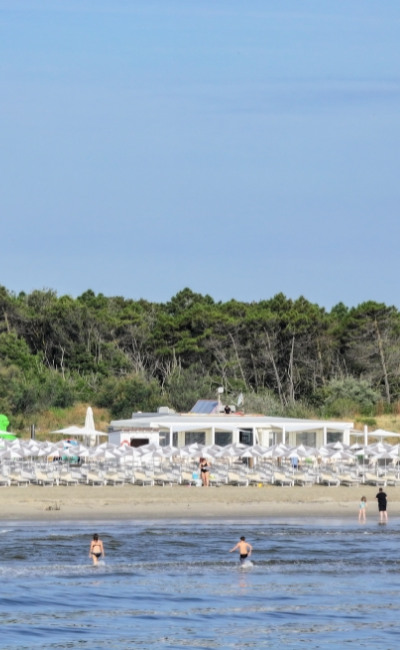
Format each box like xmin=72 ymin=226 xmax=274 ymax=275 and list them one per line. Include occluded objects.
xmin=190 ymin=400 xmax=219 ymax=414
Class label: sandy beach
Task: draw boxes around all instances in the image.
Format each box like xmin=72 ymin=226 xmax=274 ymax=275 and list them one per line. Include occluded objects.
xmin=0 ymin=484 xmax=399 ymax=521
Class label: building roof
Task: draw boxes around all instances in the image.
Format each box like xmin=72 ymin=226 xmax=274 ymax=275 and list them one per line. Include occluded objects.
xmin=109 ymin=411 xmax=353 ymax=433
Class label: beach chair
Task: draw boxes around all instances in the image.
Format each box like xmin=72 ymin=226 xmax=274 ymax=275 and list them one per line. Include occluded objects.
xmin=58 ymin=468 xmax=82 ymax=486
xmin=119 ymin=470 xmax=135 ymax=485
xmin=86 ymin=470 xmax=107 ymax=486
xmin=154 ymin=467 xmax=180 ymax=487
xmin=318 ymin=471 xmax=340 ymax=487
xmin=58 ymin=472 xmax=80 ymax=485
xmin=247 ymin=469 xmax=271 ymax=486
xmin=104 ymin=470 xmax=125 ymax=486
xmin=0 ymin=474 xmax=11 ymax=487
xmin=133 ymin=469 xmax=154 ymax=486
xmin=385 ymin=474 xmax=400 ymax=487
xmin=273 ymin=470 xmax=294 ymax=487
xmin=227 ymin=469 xmax=249 ymax=487
xmin=32 ymin=469 xmax=56 ymax=486
xmin=294 ymin=470 xmax=315 ymax=487
xmin=209 ymin=469 xmax=227 ymax=487
xmin=8 ymin=469 xmax=32 ymax=487
xmin=180 ymin=470 xmax=198 ymax=486
xmin=363 ymin=472 xmax=386 ymax=487
xmin=335 ymin=471 xmax=361 ymax=487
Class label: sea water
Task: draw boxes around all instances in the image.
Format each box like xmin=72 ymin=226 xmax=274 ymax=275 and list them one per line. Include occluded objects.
xmin=0 ymin=517 xmax=399 ymax=649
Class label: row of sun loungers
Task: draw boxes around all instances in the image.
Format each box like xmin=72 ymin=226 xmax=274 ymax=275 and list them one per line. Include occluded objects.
xmin=0 ymin=462 xmax=397 ymax=488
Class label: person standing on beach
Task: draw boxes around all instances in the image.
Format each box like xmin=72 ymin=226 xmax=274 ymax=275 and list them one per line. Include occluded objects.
xmin=358 ymin=496 xmax=367 ymax=522
xmin=199 ymin=457 xmax=210 ymax=487
xmin=89 ymin=533 xmax=105 ymax=565
xmin=376 ymin=488 xmax=388 ymax=523
xmin=230 ymin=536 xmax=253 ymax=562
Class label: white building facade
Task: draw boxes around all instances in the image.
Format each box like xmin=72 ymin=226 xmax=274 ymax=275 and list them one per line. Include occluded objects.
xmin=108 ymin=407 xmax=354 ymax=449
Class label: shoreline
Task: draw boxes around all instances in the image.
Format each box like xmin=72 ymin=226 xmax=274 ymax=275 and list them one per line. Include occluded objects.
xmin=0 ymin=485 xmax=398 ymax=522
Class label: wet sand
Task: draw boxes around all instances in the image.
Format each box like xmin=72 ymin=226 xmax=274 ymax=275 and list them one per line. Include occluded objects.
xmin=0 ymin=485 xmax=398 ymax=521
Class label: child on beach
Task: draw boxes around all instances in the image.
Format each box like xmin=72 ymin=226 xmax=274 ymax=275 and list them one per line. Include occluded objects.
xmin=230 ymin=536 xmax=253 ymax=563
xmin=89 ymin=533 xmax=105 ymax=566
xmin=358 ymin=496 xmax=367 ymax=522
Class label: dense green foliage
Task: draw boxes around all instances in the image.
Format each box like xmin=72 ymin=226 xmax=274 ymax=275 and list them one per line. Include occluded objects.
xmin=1 ymin=285 xmax=400 ymax=423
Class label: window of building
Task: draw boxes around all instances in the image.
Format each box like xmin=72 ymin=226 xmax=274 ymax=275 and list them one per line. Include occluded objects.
xmin=268 ymin=431 xmax=280 ymax=446
xmin=215 ymin=431 xmax=232 ymax=446
xmin=185 ymin=431 xmax=206 ymax=445
xmin=239 ymin=429 xmax=253 ymax=446
xmin=159 ymin=431 xmax=169 ymax=447
xmin=326 ymin=431 xmax=343 ymax=444
xmin=296 ymin=431 xmax=316 ymax=447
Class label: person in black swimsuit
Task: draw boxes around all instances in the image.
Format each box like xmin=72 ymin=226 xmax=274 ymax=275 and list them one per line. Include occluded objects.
xmin=199 ymin=457 xmax=210 ymax=487
xmin=89 ymin=533 xmax=105 ymax=565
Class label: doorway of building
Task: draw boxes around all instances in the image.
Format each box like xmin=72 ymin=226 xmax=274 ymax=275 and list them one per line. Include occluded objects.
xmin=130 ymin=438 xmax=149 ymax=447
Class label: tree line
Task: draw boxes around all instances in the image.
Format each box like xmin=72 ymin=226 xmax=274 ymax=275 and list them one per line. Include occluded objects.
xmin=1 ymin=285 xmax=399 ymax=423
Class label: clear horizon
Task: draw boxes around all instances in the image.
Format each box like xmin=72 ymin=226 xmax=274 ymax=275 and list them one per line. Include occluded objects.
xmin=2 ymin=1 xmax=399 ymax=311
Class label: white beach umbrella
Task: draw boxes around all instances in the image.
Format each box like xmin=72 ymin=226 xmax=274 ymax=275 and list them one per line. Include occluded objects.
xmin=198 ymin=445 xmax=221 ymax=459
xmin=8 ymin=441 xmax=33 ymax=459
xmin=92 ymin=446 xmax=119 ymax=461
xmin=269 ymin=443 xmax=291 ymax=459
xmin=50 ymin=419 xmax=107 ymax=444
xmin=138 ymin=442 xmax=162 ymax=454
xmin=160 ymin=445 xmax=180 ymax=458
xmin=369 ymin=428 xmax=400 ymax=441
xmin=350 ymin=442 xmax=364 ymax=451
xmin=95 ymin=442 xmax=117 ymax=451
xmin=366 ymin=442 xmax=393 ymax=456
xmin=118 ymin=445 xmax=142 ymax=466
xmin=325 ymin=449 xmax=356 ymax=462
xmin=240 ymin=444 xmax=269 ymax=459
xmin=171 ymin=447 xmax=192 ymax=460
xmin=37 ymin=443 xmax=61 ymax=461
xmin=182 ymin=442 xmax=205 ymax=457
xmin=85 ymin=406 xmax=95 ymax=430
xmin=49 ymin=423 xmax=92 ymax=438
xmin=0 ymin=447 xmax=24 ymax=461
xmin=329 ymin=441 xmax=347 ymax=450
xmin=390 ymin=443 xmax=400 ymax=453
xmin=216 ymin=444 xmax=241 ymax=459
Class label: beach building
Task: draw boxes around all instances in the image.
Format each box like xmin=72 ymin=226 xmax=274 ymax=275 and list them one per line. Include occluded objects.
xmin=108 ymin=400 xmax=354 ymax=449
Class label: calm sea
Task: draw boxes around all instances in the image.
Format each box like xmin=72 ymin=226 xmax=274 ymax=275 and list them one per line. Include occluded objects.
xmin=0 ymin=516 xmax=399 ymax=649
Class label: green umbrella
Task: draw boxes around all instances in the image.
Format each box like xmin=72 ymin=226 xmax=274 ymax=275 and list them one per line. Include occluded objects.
xmin=0 ymin=432 xmax=17 ymax=440
xmin=0 ymin=414 xmax=10 ymax=432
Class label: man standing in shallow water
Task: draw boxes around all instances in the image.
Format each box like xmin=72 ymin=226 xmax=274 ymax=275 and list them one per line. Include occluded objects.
xmin=376 ymin=488 xmax=388 ymax=523
xmin=230 ymin=536 xmax=253 ymax=563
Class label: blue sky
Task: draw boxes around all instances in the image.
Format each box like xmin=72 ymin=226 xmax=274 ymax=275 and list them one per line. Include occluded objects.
xmin=1 ymin=1 xmax=400 ymax=310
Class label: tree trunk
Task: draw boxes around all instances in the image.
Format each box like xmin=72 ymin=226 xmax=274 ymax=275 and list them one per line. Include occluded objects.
xmin=374 ymin=318 xmax=391 ymax=403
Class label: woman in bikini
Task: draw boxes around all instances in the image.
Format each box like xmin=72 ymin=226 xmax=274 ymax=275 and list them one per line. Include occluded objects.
xmin=199 ymin=457 xmax=211 ymax=487
xmin=89 ymin=533 xmax=105 ymax=566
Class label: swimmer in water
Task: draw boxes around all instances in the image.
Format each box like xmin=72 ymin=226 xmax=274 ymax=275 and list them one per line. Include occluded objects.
xmin=89 ymin=533 xmax=105 ymax=566
xmin=229 ymin=536 xmax=253 ymax=563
